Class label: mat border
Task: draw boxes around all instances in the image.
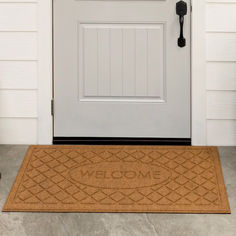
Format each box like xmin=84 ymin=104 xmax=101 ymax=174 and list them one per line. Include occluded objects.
xmin=3 ymin=146 xmax=231 ymax=213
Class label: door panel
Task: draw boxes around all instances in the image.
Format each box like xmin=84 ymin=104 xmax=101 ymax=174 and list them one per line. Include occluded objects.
xmin=53 ymin=0 xmax=191 ymax=138
xmin=81 ymin=23 xmax=165 ymax=101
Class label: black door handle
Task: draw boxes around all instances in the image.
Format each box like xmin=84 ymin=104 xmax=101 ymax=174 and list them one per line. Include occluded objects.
xmin=176 ymin=1 xmax=187 ymax=48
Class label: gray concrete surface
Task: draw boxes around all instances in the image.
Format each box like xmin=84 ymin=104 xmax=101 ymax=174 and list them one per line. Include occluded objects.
xmin=0 ymin=145 xmax=235 ymax=236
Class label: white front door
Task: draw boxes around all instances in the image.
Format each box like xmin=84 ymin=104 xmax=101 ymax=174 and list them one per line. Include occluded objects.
xmin=53 ymin=0 xmax=191 ymax=138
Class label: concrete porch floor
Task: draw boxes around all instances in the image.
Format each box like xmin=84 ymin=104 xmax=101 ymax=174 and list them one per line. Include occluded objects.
xmin=0 ymin=146 xmax=235 ymax=236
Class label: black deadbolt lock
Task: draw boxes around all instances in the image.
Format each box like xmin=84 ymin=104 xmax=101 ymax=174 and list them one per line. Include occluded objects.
xmin=176 ymin=1 xmax=187 ymax=47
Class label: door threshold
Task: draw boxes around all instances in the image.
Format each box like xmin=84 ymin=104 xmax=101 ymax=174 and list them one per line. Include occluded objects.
xmin=53 ymin=137 xmax=191 ymax=145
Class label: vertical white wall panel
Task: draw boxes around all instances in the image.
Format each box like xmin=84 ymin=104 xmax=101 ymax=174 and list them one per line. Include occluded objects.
xmin=207 ymin=120 xmax=236 ymax=146
xmin=0 ymin=1 xmax=38 ymax=144
xmin=0 ymin=90 xmax=37 ymax=118
xmin=0 ymin=118 xmax=37 ymax=144
xmin=0 ymin=3 xmax=37 ymax=31
xmin=207 ymin=62 xmax=236 ymax=90
xmin=207 ymin=91 xmax=236 ymax=119
xmin=207 ymin=0 xmax=236 ymax=2
xmin=0 ymin=61 xmax=37 ymax=89
xmin=206 ymin=3 xmax=236 ymax=32
xmin=206 ymin=33 xmax=236 ymax=62
xmin=0 ymin=0 xmax=37 ymax=2
xmin=0 ymin=32 xmax=37 ymax=60
xmin=206 ymin=0 xmax=236 ymax=145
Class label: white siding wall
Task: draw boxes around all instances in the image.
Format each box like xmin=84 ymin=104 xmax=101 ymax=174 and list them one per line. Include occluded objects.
xmin=0 ymin=0 xmax=236 ymax=145
xmin=0 ymin=0 xmax=37 ymax=144
xmin=206 ymin=0 xmax=236 ymax=145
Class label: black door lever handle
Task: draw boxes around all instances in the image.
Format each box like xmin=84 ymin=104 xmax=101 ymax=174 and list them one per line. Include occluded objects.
xmin=176 ymin=1 xmax=187 ymax=48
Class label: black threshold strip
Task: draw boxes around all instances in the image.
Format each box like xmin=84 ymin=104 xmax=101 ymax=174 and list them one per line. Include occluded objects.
xmin=53 ymin=137 xmax=191 ymax=146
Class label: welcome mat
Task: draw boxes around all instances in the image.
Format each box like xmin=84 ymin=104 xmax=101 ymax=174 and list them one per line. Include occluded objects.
xmin=3 ymin=146 xmax=230 ymax=213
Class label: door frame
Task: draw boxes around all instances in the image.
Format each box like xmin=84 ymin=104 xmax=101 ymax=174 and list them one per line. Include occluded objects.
xmin=37 ymin=0 xmax=206 ymax=145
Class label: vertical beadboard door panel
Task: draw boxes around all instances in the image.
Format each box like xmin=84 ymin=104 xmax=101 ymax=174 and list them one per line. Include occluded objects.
xmin=207 ymin=120 xmax=236 ymax=146
xmin=110 ymin=28 xmax=123 ymax=96
xmin=148 ymin=27 xmax=164 ymax=97
xmin=0 ymin=32 xmax=37 ymax=60
xmin=207 ymin=33 xmax=236 ymax=61
xmin=207 ymin=62 xmax=236 ymax=90
xmin=0 ymin=3 xmax=37 ymax=31
xmin=0 ymin=90 xmax=37 ymax=117
xmin=83 ymin=27 xmax=98 ymax=96
xmin=97 ymin=28 xmax=110 ymax=96
xmin=206 ymin=3 xmax=236 ymax=32
xmin=80 ymin=23 xmax=165 ymax=101
xmin=135 ymin=28 xmax=148 ymax=97
xmin=123 ymin=28 xmax=136 ymax=97
xmin=0 ymin=118 xmax=37 ymax=144
xmin=0 ymin=61 xmax=37 ymax=89
xmin=207 ymin=91 xmax=236 ymax=119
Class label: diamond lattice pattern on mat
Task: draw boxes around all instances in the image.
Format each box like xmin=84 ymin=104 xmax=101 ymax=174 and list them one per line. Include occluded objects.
xmin=14 ymin=147 xmax=220 ymax=207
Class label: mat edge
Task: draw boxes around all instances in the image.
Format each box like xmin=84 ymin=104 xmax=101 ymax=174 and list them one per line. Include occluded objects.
xmin=2 ymin=145 xmax=231 ymax=214
xmin=2 ymin=146 xmax=35 ymax=212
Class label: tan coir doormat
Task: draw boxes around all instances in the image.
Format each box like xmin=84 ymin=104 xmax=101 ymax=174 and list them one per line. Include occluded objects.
xmin=3 ymin=146 xmax=230 ymax=213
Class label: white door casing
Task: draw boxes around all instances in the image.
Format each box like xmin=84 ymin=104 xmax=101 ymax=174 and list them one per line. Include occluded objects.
xmin=37 ymin=0 xmax=206 ymax=145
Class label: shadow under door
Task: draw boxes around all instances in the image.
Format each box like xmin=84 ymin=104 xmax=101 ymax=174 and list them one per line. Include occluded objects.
xmin=53 ymin=0 xmax=191 ymax=144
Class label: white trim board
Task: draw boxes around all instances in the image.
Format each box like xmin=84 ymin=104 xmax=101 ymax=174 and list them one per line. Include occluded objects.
xmin=37 ymin=0 xmax=52 ymax=144
xmin=191 ymin=0 xmax=206 ymax=145
xmin=37 ymin=0 xmax=206 ymax=145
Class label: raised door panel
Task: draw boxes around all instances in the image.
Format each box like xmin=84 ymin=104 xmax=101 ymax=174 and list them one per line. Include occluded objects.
xmin=80 ymin=23 xmax=165 ymax=102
